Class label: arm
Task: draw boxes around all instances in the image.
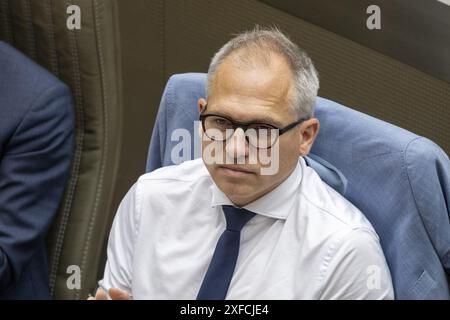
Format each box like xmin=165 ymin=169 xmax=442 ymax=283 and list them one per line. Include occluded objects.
xmin=96 ymin=182 xmax=140 ymax=299
xmin=0 ymin=84 xmax=74 ymax=291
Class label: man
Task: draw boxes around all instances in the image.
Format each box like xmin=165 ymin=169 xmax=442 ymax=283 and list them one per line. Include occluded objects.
xmin=0 ymin=41 xmax=74 ymax=299
xmin=94 ymin=27 xmax=393 ymax=300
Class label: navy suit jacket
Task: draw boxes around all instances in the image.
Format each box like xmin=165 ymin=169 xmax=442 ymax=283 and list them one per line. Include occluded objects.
xmin=0 ymin=42 xmax=74 ymax=299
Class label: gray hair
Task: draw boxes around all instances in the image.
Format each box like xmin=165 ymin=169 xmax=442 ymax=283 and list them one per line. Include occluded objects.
xmin=207 ymin=26 xmax=319 ymax=119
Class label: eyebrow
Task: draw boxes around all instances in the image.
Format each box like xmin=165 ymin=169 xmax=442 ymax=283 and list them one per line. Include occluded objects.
xmin=206 ymin=111 xmax=283 ymax=127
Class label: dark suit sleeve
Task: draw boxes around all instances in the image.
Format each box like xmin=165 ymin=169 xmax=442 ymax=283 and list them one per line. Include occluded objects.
xmin=0 ymin=84 xmax=74 ymax=291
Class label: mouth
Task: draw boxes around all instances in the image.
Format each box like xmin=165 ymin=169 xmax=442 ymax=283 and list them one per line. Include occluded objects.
xmin=218 ymin=165 xmax=256 ymax=177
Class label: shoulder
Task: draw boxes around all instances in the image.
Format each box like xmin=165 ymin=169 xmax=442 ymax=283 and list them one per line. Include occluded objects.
xmin=127 ymin=159 xmax=212 ymax=230
xmin=299 ymin=159 xmax=377 ymax=234
xmin=329 ymin=227 xmax=384 ymax=262
xmin=136 ymin=158 xmax=211 ymax=198
xmin=0 ymin=42 xmax=72 ymax=141
xmin=116 ymin=159 xmax=210 ymax=221
xmin=0 ymin=41 xmax=69 ymax=97
xmin=297 ymin=161 xmax=393 ymax=298
xmin=139 ymin=158 xmax=209 ymax=183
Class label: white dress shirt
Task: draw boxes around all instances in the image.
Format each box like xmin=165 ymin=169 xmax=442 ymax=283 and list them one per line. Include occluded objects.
xmin=99 ymin=157 xmax=394 ymax=299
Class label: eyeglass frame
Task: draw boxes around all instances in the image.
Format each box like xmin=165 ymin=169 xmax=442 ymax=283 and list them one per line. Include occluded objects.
xmin=199 ymin=104 xmax=308 ymax=149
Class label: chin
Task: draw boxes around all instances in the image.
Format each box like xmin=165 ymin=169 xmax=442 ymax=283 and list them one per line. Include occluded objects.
xmin=221 ymin=180 xmax=254 ymax=194
xmin=218 ymin=181 xmax=260 ymax=203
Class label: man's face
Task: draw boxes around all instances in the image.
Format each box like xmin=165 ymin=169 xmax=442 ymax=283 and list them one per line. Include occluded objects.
xmin=199 ymin=54 xmax=319 ymax=207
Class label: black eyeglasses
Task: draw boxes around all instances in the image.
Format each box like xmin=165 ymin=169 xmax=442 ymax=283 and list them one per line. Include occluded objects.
xmin=199 ymin=104 xmax=307 ymax=149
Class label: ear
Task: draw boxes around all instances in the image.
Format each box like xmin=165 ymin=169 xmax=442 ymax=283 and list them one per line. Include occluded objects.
xmin=198 ymin=98 xmax=207 ymax=114
xmin=197 ymin=98 xmax=207 ymax=138
xmin=298 ymin=118 xmax=320 ymax=156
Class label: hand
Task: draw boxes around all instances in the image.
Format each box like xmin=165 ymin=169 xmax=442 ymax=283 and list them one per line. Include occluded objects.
xmin=87 ymin=287 xmax=131 ymax=300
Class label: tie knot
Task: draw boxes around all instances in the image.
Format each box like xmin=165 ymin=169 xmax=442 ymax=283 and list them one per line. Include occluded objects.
xmin=222 ymin=205 xmax=256 ymax=232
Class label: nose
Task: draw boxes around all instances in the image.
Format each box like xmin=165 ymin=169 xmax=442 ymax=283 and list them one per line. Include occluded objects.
xmin=225 ymin=128 xmax=249 ymax=160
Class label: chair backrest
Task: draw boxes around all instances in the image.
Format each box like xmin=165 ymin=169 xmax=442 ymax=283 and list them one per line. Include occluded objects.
xmin=147 ymin=73 xmax=450 ymax=299
xmin=313 ymin=97 xmax=450 ymax=299
xmin=0 ymin=0 xmax=123 ymax=299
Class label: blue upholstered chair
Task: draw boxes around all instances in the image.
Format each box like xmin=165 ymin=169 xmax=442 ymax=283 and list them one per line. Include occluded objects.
xmin=147 ymin=73 xmax=450 ymax=299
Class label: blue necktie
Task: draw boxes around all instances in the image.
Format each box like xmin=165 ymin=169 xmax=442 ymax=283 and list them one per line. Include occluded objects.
xmin=196 ymin=205 xmax=256 ymax=300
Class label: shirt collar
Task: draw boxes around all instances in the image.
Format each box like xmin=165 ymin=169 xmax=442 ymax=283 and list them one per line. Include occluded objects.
xmin=209 ymin=158 xmax=305 ymax=220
